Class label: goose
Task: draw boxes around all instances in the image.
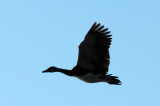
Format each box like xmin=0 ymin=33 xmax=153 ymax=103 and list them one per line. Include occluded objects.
xmin=42 ymin=22 xmax=121 ymax=85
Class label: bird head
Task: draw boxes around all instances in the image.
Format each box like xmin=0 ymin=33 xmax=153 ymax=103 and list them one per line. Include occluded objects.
xmin=42 ymin=66 xmax=58 ymax=73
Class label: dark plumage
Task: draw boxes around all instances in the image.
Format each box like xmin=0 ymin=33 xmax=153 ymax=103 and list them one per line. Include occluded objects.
xmin=42 ymin=22 xmax=121 ymax=85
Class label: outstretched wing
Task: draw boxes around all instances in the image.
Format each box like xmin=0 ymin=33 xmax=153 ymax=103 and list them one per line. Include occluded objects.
xmin=77 ymin=22 xmax=112 ymax=74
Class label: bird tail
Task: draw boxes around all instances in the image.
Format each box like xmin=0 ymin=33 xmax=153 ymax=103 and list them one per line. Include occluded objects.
xmin=106 ymin=74 xmax=121 ymax=85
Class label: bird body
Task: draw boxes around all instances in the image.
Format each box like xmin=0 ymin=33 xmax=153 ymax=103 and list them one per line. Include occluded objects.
xmin=75 ymin=73 xmax=104 ymax=83
xmin=42 ymin=22 xmax=121 ymax=85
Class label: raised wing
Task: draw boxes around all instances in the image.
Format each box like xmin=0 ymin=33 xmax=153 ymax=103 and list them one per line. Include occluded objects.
xmin=77 ymin=22 xmax=112 ymax=74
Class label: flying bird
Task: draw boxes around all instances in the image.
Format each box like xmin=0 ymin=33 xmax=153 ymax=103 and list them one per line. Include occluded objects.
xmin=42 ymin=22 xmax=121 ymax=85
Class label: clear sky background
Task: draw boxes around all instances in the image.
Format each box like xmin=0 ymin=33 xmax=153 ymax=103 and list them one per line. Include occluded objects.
xmin=0 ymin=0 xmax=160 ymax=106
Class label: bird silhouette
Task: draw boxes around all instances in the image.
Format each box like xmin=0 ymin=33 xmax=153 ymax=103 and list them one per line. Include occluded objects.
xmin=42 ymin=22 xmax=121 ymax=85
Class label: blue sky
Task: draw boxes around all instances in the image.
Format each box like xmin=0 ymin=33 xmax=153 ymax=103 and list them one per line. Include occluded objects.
xmin=0 ymin=0 xmax=160 ymax=106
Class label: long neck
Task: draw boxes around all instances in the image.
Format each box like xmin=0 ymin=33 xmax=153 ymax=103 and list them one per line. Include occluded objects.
xmin=43 ymin=67 xmax=74 ymax=76
xmin=55 ymin=68 xmax=74 ymax=76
